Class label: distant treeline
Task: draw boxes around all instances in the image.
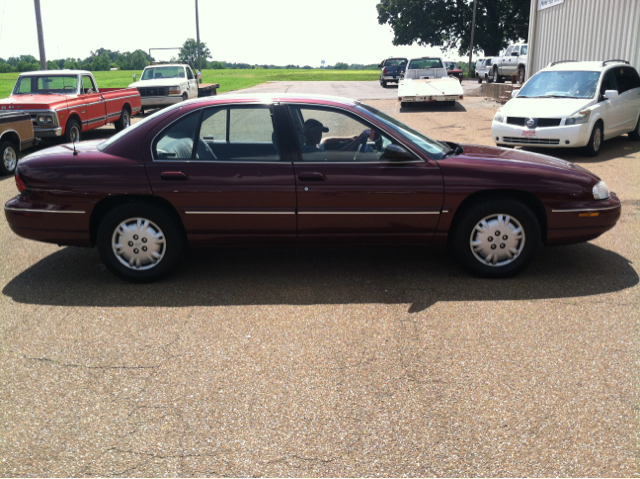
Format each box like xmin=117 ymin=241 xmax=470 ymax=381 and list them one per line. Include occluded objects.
xmin=0 ymin=49 xmax=378 ymax=73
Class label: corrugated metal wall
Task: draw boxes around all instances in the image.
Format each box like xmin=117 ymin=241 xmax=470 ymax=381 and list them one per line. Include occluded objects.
xmin=529 ymin=0 xmax=640 ymax=76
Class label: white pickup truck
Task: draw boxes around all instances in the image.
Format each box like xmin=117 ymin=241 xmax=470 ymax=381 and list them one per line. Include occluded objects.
xmin=129 ymin=63 xmax=199 ymax=113
xmin=398 ymin=57 xmax=464 ymax=107
xmin=489 ymin=43 xmax=528 ymax=84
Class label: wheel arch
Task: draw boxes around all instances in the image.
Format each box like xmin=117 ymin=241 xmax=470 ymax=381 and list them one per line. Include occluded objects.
xmin=0 ymin=130 xmax=21 ymax=149
xmin=449 ymin=189 xmax=548 ymax=244
xmin=65 ymin=113 xmax=83 ymax=133
xmin=89 ymin=194 xmax=186 ymax=246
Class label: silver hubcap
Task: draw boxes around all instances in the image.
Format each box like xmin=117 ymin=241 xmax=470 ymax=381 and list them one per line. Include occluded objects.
xmin=3 ymin=145 xmax=17 ymax=171
xmin=112 ymin=217 xmax=166 ymax=271
xmin=70 ymin=126 xmax=80 ymax=142
xmin=123 ymin=112 xmax=130 ymax=128
xmin=470 ymin=214 xmax=525 ymax=267
xmin=593 ymin=127 xmax=602 ymax=151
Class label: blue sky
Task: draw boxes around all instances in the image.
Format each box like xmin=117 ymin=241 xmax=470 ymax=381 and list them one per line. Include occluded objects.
xmin=0 ymin=0 xmax=467 ymax=66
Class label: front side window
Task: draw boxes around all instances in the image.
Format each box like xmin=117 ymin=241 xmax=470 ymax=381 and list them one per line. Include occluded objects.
xmin=505 ymin=46 xmax=514 ymax=56
xmin=81 ymin=76 xmax=96 ymax=93
xmin=518 ymin=71 xmax=600 ymax=99
xmin=600 ymin=70 xmax=618 ymax=97
xmin=153 ymin=111 xmax=201 ymax=159
xmin=288 ymin=106 xmax=400 ymax=163
xmin=512 ymin=46 xmax=520 ymax=55
xmin=186 ymin=68 xmax=194 ymax=80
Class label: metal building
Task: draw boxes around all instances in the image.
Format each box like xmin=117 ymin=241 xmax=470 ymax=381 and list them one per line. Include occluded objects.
xmin=527 ymin=0 xmax=640 ymax=78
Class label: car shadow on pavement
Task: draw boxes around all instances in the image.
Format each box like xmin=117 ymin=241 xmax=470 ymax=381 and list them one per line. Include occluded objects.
xmin=3 ymin=242 xmax=637 ymax=312
xmin=520 ymin=135 xmax=640 ymax=164
xmin=400 ymin=102 xmax=467 ymax=113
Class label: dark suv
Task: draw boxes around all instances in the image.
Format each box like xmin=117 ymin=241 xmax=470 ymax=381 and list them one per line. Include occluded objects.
xmin=378 ymin=57 xmax=408 ymax=87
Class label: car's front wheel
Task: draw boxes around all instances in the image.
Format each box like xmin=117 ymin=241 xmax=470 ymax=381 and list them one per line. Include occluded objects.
xmin=451 ymin=198 xmax=540 ymax=278
xmin=0 ymin=140 xmax=18 ymax=176
xmin=584 ymin=122 xmax=603 ymax=157
xmin=97 ymin=203 xmax=185 ymax=283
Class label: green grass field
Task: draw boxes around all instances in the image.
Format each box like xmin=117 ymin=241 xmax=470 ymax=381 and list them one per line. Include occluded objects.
xmin=0 ymin=69 xmax=379 ymax=99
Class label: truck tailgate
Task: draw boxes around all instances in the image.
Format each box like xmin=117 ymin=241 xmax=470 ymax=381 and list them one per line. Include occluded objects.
xmin=398 ymin=78 xmax=464 ymax=101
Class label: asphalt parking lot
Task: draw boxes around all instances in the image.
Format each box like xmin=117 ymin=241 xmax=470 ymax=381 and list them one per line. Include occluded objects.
xmin=1 ymin=84 xmax=639 ymax=476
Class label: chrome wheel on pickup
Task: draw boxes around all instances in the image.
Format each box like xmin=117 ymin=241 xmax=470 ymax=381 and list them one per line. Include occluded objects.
xmin=0 ymin=141 xmax=18 ymax=175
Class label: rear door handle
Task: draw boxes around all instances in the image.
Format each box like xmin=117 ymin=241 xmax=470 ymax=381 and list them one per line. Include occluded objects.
xmin=298 ymin=172 xmax=326 ymax=181
xmin=160 ymin=171 xmax=189 ymax=180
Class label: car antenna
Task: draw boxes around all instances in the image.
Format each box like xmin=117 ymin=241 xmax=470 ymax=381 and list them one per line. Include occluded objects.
xmin=62 ymin=74 xmax=78 ymax=156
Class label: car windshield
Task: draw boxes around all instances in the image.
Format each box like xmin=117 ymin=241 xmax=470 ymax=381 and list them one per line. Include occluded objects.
xmin=13 ymin=75 xmax=78 ymax=95
xmin=357 ymin=103 xmax=449 ymax=159
xmin=408 ymin=58 xmax=443 ymax=69
xmin=97 ymin=103 xmax=186 ymax=151
xmin=384 ymin=59 xmax=407 ymax=67
xmin=518 ymin=71 xmax=600 ymax=99
xmin=445 ymin=62 xmax=457 ymax=70
xmin=141 ymin=66 xmax=185 ymax=81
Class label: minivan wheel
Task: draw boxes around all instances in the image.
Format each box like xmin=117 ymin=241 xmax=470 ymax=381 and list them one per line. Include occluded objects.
xmin=97 ymin=203 xmax=185 ymax=283
xmin=451 ymin=198 xmax=540 ymax=278
xmin=584 ymin=123 xmax=603 ymax=156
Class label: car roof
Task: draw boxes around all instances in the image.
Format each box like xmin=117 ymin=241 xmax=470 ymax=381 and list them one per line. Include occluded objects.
xmin=144 ymin=64 xmax=187 ymax=68
xmin=543 ymin=60 xmax=631 ymax=72
xmin=19 ymin=69 xmax=91 ymax=76
xmin=197 ymin=92 xmax=358 ymax=107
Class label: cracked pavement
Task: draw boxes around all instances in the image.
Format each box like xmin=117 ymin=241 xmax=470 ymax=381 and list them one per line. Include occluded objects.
xmin=1 ymin=94 xmax=639 ymax=476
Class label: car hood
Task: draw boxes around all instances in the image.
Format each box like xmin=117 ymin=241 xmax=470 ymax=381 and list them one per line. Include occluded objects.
xmin=501 ymin=97 xmax=595 ymax=118
xmin=0 ymin=94 xmax=76 ymax=109
xmin=129 ymin=79 xmax=186 ymax=88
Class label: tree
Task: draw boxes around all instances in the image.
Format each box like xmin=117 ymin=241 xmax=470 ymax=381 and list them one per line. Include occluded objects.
xmin=334 ymin=62 xmax=349 ymax=70
xmin=178 ymin=38 xmax=211 ymax=70
xmin=376 ymin=0 xmax=529 ymax=56
xmin=92 ymin=52 xmax=111 ymax=71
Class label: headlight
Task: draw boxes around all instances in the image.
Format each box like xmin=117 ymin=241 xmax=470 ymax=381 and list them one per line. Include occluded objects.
xmin=37 ymin=115 xmax=53 ymax=125
xmin=565 ymin=110 xmax=591 ymax=126
xmin=494 ymin=110 xmax=506 ymax=123
xmin=592 ymin=180 xmax=610 ymax=200
xmin=168 ymin=86 xmax=181 ymax=95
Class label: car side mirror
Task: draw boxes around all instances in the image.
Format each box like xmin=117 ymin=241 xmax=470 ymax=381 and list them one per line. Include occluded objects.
xmin=383 ymin=144 xmax=414 ymax=161
xmin=511 ymin=52 xmax=519 ymax=57
xmin=511 ymin=89 xmax=520 ymax=98
xmin=603 ymin=90 xmax=619 ymax=100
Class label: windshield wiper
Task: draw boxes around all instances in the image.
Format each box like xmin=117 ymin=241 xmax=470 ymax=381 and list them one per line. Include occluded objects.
xmin=535 ymin=95 xmax=581 ymax=99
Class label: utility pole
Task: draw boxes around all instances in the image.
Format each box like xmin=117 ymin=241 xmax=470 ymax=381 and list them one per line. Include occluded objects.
xmin=34 ymin=0 xmax=47 ymax=70
xmin=195 ymin=0 xmax=202 ymax=83
xmin=467 ymin=0 xmax=477 ymax=81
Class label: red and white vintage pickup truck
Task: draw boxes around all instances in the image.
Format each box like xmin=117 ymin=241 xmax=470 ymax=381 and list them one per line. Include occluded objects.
xmin=0 ymin=70 xmax=141 ymax=143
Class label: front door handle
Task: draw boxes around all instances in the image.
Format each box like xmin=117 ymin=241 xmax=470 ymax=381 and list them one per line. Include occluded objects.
xmin=160 ymin=171 xmax=189 ymax=180
xmin=298 ymin=172 xmax=326 ymax=181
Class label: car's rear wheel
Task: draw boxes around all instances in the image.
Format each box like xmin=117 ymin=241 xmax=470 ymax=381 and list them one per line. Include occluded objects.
xmin=628 ymin=116 xmax=640 ymax=140
xmin=97 ymin=203 xmax=185 ymax=283
xmin=518 ymin=66 xmax=525 ymax=84
xmin=114 ymin=107 xmax=131 ymax=132
xmin=451 ymin=198 xmax=540 ymax=278
xmin=584 ymin=122 xmax=603 ymax=157
xmin=380 ymin=79 xmax=387 ymax=88
xmin=0 ymin=140 xmax=18 ymax=176
xmin=494 ymin=66 xmax=504 ymax=83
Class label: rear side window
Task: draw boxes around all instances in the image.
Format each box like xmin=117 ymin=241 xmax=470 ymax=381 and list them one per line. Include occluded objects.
xmin=521 ymin=45 xmax=528 ymax=55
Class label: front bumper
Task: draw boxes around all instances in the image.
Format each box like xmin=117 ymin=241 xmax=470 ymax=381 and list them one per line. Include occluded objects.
xmin=492 ymin=121 xmax=591 ymax=148
xmin=141 ymin=96 xmax=184 ymax=107
xmin=33 ymin=126 xmax=63 ymax=138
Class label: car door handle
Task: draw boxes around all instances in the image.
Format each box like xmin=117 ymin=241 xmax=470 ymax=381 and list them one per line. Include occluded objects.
xmin=160 ymin=171 xmax=189 ymax=180
xmin=298 ymin=172 xmax=326 ymax=181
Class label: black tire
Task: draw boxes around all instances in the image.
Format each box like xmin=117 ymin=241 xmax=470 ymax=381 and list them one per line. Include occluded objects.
xmin=628 ymin=116 xmax=640 ymax=140
xmin=494 ymin=66 xmax=504 ymax=83
xmin=0 ymin=140 xmax=18 ymax=176
xmin=451 ymin=198 xmax=540 ymax=278
xmin=182 ymin=92 xmax=188 ymax=102
xmin=97 ymin=203 xmax=185 ymax=283
xmin=140 ymin=106 xmax=145 ymax=116
xmin=380 ymin=79 xmax=387 ymax=88
xmin=64 ymin=118 xmax=81 ymax=143
xmin=583 ymin=122 xmax=603 ymax=157
xmin=477 ymin=75 xmax=482 ymax=84
xmin=517 ymin=66 xmax=525 ymax=84
xmin=114 ymin=107 xmax=131 ymax=132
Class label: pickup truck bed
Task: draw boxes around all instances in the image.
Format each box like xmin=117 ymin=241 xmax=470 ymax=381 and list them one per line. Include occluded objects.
xmin=398 ymin=77 xmax=464 ymax=106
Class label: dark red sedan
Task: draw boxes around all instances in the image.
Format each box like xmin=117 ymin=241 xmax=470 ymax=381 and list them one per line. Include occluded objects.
xmin=4 ymin=94 xmax=621 ymax=282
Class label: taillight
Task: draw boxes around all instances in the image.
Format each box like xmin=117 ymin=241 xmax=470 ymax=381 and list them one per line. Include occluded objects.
xmin=383 ymin=67 xmax=387 ymax=75
xmin=15 ymin=168 xmax=30 ymax=194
